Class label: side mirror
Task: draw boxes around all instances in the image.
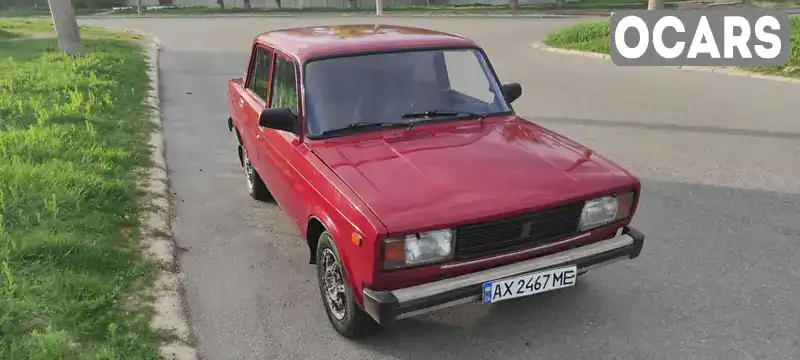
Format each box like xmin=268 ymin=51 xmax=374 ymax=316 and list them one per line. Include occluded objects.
xmin=501 ymin=83 xmax=522 ymax=104
xmin=259 ymin=107 xmax=297 ymax=133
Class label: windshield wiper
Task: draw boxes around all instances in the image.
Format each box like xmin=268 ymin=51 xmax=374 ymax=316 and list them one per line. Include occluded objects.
xmin=400 ymin=109 xmax=487 ymax=128
xmin=312 ymin=111 xmax=487 ymax=140
xmin=345 ymin=121 xmax=405 ymax=129
xmin=312 ymin=121 xmax=408 ymax=139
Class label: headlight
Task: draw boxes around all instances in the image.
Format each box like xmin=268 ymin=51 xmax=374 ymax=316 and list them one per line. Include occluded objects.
xmin=579 ymin=192 xmax=635 ymax=231
xmin=382 ymin=229 xmax=454 ymax=270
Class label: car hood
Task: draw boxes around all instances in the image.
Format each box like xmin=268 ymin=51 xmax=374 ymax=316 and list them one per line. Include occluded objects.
xmin=309 ymin=117 xmax=637 ymax=233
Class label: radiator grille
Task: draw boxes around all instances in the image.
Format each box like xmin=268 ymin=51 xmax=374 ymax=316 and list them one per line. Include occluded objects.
xmin=454 ymin=202 xmax=584 ymax=260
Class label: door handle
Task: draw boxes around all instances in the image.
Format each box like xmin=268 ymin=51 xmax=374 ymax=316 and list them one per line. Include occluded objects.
xmin=238 ymin=98 xmax=244 ymax=108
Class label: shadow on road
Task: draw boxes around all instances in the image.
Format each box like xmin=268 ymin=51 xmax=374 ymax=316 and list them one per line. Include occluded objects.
xmin=360 ymin=281 xmax=611 ymax=359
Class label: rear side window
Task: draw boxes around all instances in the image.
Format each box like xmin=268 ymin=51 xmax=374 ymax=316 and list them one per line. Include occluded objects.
xmin=270 ymin=56 xmax=298 ymax=112
xmin=247 ymin=46 xmax=271 ymax=102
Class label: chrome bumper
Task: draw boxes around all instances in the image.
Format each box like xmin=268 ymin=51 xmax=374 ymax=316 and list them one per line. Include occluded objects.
xmin=362 ymin=226 xmax=646 ymax=325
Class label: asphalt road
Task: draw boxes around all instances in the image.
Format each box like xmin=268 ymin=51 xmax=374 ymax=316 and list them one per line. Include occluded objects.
xmin=83 ymin=16 xmax=800 ymax=360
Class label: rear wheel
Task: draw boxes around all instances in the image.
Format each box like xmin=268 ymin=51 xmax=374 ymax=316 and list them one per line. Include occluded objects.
xmin=316 ymin=231 xmax=377 ymax=338
xmin=241 ymin=145 xmax=270 ymax=201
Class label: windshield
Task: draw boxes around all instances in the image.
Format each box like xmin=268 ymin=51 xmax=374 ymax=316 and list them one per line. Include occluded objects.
xmin=302 ymin=48 xmax=512 ymax=138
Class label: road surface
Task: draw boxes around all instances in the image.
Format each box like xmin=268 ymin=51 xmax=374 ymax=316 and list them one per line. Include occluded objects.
xmin=83 ymin=16 xmax=800 ymax=360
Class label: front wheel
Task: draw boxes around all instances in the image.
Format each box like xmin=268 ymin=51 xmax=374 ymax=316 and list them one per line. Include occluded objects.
xmin=316 ymin=231 xmax=377 ymax=338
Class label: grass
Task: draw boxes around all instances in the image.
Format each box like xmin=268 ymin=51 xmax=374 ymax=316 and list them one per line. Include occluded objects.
xmin=543 ymin=16 xmax=800 ymax=78
xmin=0 ymin=28 xmax=18 ymax=39
xmin=0 ymin=19 xmax=161 ymax=359
xmin=0 ymin=7 xmax=108 ymax=18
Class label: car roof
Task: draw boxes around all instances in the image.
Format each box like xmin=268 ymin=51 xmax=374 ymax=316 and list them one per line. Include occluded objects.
xmin=254 ymin=24 xmax=479 ymax=62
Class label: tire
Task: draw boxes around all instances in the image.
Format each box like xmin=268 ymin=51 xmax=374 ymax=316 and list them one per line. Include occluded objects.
xmin=241 ymin=145 xmax=270 ymax=201
xmin=316 ymin=231 xmax=378 ymax=338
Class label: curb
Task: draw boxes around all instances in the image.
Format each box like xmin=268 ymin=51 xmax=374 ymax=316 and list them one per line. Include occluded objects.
xmin=131 ymin=30 xmax=199 ymax=360
xmin=530 ymin=42 xmax=800 ymax=84
xmin=73 ymin=11 xmax=606 ymax=19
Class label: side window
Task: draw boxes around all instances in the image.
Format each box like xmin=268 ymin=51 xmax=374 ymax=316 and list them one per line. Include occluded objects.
xmin=247 ymin=46 xmax=271 ymax=102
xmin=442 ymin=50 xmax=494 ymax=103
xmin=269 ymin=55 xmax=298 ymax=112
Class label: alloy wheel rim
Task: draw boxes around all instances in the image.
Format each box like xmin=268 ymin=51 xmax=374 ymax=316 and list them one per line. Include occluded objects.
xmin=321 ymin=248 xmax=347 ymax=321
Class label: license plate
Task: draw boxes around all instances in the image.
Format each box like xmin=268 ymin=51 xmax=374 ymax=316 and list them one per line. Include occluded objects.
xmin=482 ymin=265 xmax=577 ymax=304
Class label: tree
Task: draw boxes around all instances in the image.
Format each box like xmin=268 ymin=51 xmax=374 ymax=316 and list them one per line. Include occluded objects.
xmin=243 ymin=0 xmax=251 ymax=9
xmin=217 ymin=0 xmax=225 ymax=9
xmin=47 ymin=0 xmax=84 ymax=56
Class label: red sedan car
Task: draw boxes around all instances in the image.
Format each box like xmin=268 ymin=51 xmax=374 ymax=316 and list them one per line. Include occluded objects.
xmin=226 ymin=24 xmax=646 ymax=338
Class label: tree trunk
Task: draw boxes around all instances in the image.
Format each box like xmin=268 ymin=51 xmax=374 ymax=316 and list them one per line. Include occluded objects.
xmin=217 ymin=0 xmax=225 ymax=9
xmin=243 ymin=0 xmax=251 ymax=9
xmin=47 ymin=0 xmax=84 ymax=56
xmin=508 ymin=0 xmax=519 ymax=11
xmin=647 ymin=0 xmax=663 ymax=10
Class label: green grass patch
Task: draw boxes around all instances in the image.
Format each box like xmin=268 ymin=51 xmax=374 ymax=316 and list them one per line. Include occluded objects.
xmin=0 ymin=19 xmax=160 ymax=359
xmin=543 ymin=19 xmax=611 ymax=53
xmin=0 ymin=7 xmax=108 ymax=18
xmin=0 ymin=28 xmax=18 ymax=39
xmin=543 ymin=16 xmax=800 ymax=78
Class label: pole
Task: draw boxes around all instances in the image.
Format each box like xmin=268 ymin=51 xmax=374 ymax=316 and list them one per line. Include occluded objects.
xmin=375 ymin=0 xmax=382 ymax=15
xmin=48 ymin=0 xmax=84 ymax=56
xmin=647 ymin=0 xmax=663 ymax=10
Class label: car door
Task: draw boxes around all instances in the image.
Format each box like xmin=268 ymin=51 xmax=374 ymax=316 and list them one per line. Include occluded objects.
xmin=256 ymin=51 xmax=306 ymax=229
xmin=240 ymin=44 xmax=273 ymax=176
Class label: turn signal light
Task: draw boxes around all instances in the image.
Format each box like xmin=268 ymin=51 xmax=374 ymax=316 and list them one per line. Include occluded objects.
xmin=383 ymin=240 xmax=405 ymax=266
xmin=614 ymin=191 xmax=636 ymax=221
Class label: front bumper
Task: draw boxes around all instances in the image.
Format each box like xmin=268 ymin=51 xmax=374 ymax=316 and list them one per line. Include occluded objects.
xmin=362 ymin=226 xmax=645 ymax=325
